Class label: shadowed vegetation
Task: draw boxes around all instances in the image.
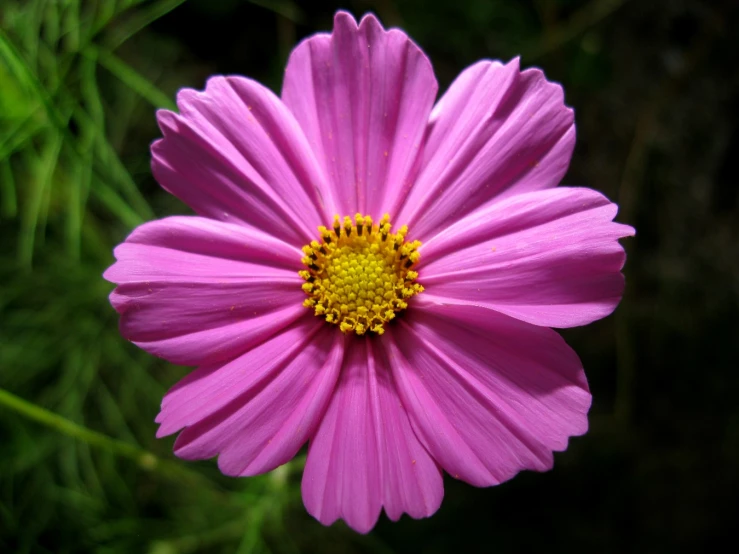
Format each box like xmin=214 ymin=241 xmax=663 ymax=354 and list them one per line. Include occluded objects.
xmin=1 ymin=0 xmax=737 ymax=552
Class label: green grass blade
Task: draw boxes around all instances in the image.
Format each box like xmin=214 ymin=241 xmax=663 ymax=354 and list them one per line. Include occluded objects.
xmin=90 ymin=178 xmax=146 ymax=229
xmin=0 ymin=110 xmax=46 ymax=162
xmin=0 ymin=159 xmax=18 ymax=218
xmin=91 ymin=47 xmax=176 ymax=110
xmin=248 ymin=0 xmax=305 ymax=24
xmin=61 ymin=0 xmax=81 ymax=54
xmin=18 ymin=129 xmax=63 ymax=267
xmin=106 ymin=0 xmax=188 ymax=50
xmin=0 ymin=387 xmax=219 ymax=488
xmin=1 ymin=28 xmax=155 ymax=232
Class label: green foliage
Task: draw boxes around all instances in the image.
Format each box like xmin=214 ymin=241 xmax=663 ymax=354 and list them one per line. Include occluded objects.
xmin=0 ymin=1 xmax=314 ymax=552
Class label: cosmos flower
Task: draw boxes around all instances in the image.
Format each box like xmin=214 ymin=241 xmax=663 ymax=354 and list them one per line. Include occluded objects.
xmin=105 ymin=11 xmax=634 ymax=533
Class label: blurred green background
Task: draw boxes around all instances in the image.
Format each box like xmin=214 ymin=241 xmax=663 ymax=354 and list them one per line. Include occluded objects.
xmin=1 ymin=0 xmax=737 ymax=552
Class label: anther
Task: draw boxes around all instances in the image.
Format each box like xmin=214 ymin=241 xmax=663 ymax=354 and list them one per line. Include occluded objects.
xmin=299 ymin=213 xmax=423 ymax=335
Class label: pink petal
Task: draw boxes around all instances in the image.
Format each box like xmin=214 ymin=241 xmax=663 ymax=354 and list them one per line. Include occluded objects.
xmin=164 ymin=317 xmax=343 ymax=477
xmin=152 ymin=76 xmax=332 ymax=247
xmin=387 ymin=298 xmax=591 ymax=487
xmin=418 ymin=187 xmax=635 ymax=328
xmin=302 ymin=336 xmax=443 ymax=533
xmin=104 ymin=216 xmax=306 ymax=365
xmin=395 ymin=59 xmax=575 ymax=241
xmin=282 ymin=12 xmax=438 ymax=216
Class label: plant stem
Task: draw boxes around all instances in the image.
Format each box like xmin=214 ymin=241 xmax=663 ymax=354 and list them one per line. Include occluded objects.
xmin=0 ymin=386 xmax=214 ymax=487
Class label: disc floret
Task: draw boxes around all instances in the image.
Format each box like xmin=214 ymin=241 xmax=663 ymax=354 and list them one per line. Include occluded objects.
xmin=299 ymin=213 xmax=423 ymax=335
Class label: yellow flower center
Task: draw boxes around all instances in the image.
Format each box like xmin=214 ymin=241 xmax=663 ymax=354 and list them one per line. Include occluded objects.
xmin=299 ymin=213 xmax=423 ymax=335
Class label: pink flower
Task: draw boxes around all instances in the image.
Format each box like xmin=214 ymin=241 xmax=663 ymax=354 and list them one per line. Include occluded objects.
xmin=105 ymin=11 xmax=634 ymax=533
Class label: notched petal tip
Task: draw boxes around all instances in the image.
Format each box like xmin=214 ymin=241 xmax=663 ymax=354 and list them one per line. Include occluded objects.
xmin=154 ymin=110 xmax=178 ymax=135
xmin=572 ymin=186 xmax=635 ymax=239
xmin=163 ymin=75 xmax=271 ymax=132
xmin=333 ymin=9 xmax=359 ymax=27
xmin=358 ymin=11 xmax=383 ymax=31
xmin=281 ymin=8 xmax=438 ymax=218
xmin=174 ymin=87 xmax=200 ymax=116
xmin=173 ymin=75 xmax=244 ymax=117
xmin=523 ymin=69 xmax=570 ymax=110
xmin=518 ymin=61 xmax=576 ymax=124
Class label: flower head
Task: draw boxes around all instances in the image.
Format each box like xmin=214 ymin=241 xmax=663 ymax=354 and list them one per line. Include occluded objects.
xmin=105 ymin=12 xmax=634 ymax=533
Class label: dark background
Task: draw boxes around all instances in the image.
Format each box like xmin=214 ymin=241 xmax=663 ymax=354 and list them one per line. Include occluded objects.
xmin=1 ymin=0 xmax=738 ymax=552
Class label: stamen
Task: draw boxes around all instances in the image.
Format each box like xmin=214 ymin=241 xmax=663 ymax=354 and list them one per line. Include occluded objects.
xmin=299 ymin=213 xmax=424 ymax=336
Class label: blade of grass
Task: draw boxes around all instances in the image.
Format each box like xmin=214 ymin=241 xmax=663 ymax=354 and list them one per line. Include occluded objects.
xmin=106 ymin=0 xmax=188 ymax=50
xmin=0 ymin=28 xmax=37 ymax=93
xmin=89 ymin=47 xmax=176 ymax=110
xmin=65 ymin=56 xmax=99 ymax=258
xmin=89 ymin=0 xmax=149 ymax=39
xmin=249 ymin=0 xmax=305 ymax=24
xmin=61 ymin=0 xmax=81 ymax=54
xmin=18 ymin=0 xmax=45 ymax=74
xmin=0 ymin=109 xmax=46 ymax=162
xmin=18 ymin=129 xmax=63 ymax=267
xmin=66 ymin=139 xmax=94 ymax=259
xmin=96 ymin=378 xmax=140 ymax=444
xmin=0 ymin=387 xmax=219 ymax=489
xmin=89 ymin=0 xmax=120 ymax=39
xmin=41 ymin=0 xmax=62 ymax=90
xmin=88 ymin=177 xmax=145 ymax=230
xmin=1 ymin=28 xmax=155 ymax=228
xmin=74 ymin=50 xmax=154 ymax=225
xmin=77 ymin=438 xmax=106 ymax=501
xmin=90 ymin=129 xmax=155 ymax=222
xmin=42 ymin=0 xmax=61 ymax=46
xmin=1 ymin=159 xmax=18 ymax=218
xmin=68 ymin=83 xmax=154 ymax=222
